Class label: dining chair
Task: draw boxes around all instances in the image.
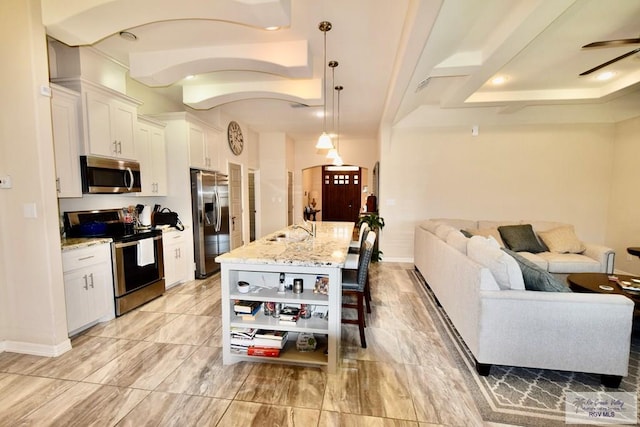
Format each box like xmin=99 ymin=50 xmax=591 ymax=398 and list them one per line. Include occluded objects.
xmin=341 ymin=231 xmax=375 ymax=348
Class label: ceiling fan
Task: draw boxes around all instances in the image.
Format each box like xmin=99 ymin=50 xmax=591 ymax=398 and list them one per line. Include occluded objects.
xmin=579 ymin=36 xmax=640 ymax=76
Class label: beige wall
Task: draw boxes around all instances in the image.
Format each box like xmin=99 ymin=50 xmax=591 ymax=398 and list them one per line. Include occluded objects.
xmin=259 ymin=132 xmax=289 ymax=234
xmin=381 ymin=123 xmax=616 ymax=261
xmin=0 ymin=0 xmax=70 ymax=354
xmin=607 ymin=115 xmax=640 ymax=275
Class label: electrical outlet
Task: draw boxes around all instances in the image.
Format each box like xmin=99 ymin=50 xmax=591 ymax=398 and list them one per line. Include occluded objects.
xmin=0 ymin=175 xmax=12 ymax=189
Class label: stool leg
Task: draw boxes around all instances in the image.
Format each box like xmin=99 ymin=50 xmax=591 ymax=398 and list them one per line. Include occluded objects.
xmin=357 ymin=293 xmax=367 ymax=348
xmin=364 ymin=275 xmax=372 ymax=314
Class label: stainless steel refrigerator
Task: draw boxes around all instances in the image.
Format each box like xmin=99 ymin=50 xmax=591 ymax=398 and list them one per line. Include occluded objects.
xmin=191 ymin=170 xmax=230 ymax=278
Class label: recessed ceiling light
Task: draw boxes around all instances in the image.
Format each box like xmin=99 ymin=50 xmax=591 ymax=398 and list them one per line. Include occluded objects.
xmin=265 ymin=26 xmax=280 ymax=31
xmin=184 ymin=75 xmax=195 ymax=80
xmin=490 ymin=76 xmax=507 ymax=85
xmin=119 ymin=31 xmax=137 ymax=41
xmin=315 ymin=111 xmax=325 ymax=118
xmin=596 ymin=71 xmax=615 ymax=81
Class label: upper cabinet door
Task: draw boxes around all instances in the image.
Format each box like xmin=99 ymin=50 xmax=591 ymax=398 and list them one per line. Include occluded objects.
xmin=136 ymin=117 xmax=167 ymax=196
xmin=111 ymin=98 xmax=137 ymax=160
xmin=85 ymin=90 xmax=114 ymax=158
xmin=51 ymin=85 xmax=82 ymax=198
xmin=189 ymin=123 xmax=207 ymax=169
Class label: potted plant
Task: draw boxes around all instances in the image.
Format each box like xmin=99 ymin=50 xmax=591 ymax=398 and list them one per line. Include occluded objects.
xmin=356 ymin=213 xmax=385 ymax=262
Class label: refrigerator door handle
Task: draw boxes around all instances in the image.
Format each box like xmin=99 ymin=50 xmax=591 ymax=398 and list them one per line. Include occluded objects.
xmin=214 ymin=189 xmax=221 ymax=232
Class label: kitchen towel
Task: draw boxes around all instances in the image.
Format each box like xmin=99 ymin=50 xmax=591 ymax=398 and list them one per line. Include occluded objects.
xmin=137 ymin=238 xmax=155 ymax=267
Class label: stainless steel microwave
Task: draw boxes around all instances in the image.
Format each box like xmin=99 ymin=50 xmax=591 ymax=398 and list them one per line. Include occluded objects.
xmin=80 ymin=155 xmax=141 ymax=194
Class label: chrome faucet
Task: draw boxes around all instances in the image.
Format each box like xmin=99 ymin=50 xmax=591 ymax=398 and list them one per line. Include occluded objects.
xmin=293 ymin=221 xmax=316 ymax=238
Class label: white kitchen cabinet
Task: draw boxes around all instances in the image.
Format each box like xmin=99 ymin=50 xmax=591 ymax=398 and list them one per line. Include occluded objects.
xmin=52 ymin=78 xmax=142 ymax=160
xmin=205 ymin=126 xmax=222 ymax=171
xmin=62 ymin=243 xmax=115 ymax=336
xmin=137 ymin=116 xmax=167 ymax=196
xmin=189 ymin=121 xmax=221 ymax=170
xmin=163 ymin=230 xmax=190 ymax=287
xmin=50 ymin=84 xmax=82 ymax=198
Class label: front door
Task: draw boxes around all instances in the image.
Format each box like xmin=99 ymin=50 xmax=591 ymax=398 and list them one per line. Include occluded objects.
xmin=321 ymin=166 xmax=361 ymax=222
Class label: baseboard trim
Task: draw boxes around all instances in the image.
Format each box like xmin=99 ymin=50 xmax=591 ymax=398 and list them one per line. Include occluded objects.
xmin=1 ymin=338 xmax=72 ymax=357
xmin=379 ymin=257 xmax=413 ymax=263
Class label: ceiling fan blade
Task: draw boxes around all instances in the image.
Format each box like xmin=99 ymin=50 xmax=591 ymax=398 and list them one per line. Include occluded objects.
xmin=579 ymin=47 xmax=640 ymax=76
xmin=583 ymin=38 xmax=640 ymax=48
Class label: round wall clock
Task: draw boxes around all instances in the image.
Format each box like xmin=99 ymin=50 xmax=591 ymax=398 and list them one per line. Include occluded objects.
xmin=227 ymin=121 xmax=244 ymax=155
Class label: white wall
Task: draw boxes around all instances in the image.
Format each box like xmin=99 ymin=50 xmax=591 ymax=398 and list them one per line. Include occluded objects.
xmin=607 ymin=115 xmax=640 ymax=275
xmin=0 ymin=0 xmax=70 ymax=355
xmin=381 ymin=123 xmax=616 ymax=261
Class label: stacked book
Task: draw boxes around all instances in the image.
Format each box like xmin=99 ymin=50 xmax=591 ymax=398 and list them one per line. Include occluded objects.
xmin=278 ymin=306 xmax=300 ymax=326
xmin=233 ymin=300 xmax=262 ymax=320
xmin=229 ymin=326 xmax=257 ymax=354
xmin=229 ymin=328 xmax=289 ymax=357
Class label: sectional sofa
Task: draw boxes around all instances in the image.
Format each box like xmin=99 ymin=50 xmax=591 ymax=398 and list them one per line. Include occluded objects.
xmin=414 ymin=218 xmax=634 ymax=387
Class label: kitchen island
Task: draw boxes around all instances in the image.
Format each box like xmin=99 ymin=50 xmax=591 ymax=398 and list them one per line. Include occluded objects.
xmin=216 ymin=221 xmax=354 ymax=373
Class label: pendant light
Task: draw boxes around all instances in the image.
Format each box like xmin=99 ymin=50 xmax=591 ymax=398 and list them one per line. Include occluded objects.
xmin=326 ymin=60 xmax=339 ymax=159
xmin=316 ymin=21 xmax=333 ymax=149
xmin=332 ymin=85 xmax=344 ymax=166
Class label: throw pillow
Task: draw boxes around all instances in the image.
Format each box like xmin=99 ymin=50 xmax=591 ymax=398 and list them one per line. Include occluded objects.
xmin=537 ymin=226 xmax=586 ymax=254
xmin=465 ymin=227 xmax=505 ymax=247
xmin=498 ymin=224 xmax=546 ymax=253
xmin=467 ymin=236 xmax=525 ymax=290
xmin=503 ymin=248 xmax=572 ymax=292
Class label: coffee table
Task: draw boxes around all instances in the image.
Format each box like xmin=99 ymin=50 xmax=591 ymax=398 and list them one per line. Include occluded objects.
xmin=567 ymin=273 xmax=640 ymax=314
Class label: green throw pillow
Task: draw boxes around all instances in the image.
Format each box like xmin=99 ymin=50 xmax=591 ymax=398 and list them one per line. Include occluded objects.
xmin=498 ymin=224 xmax=546 ymax=253
xmin=502 ymin=248 xmax=572 ymax=292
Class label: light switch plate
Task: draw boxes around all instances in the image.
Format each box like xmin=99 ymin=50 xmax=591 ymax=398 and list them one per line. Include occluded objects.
xmin=0 ymin=175 xmax=12 ymax=189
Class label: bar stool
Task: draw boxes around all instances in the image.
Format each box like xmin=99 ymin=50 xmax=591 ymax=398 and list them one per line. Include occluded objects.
xmin=349 ymin=222 xmax=369 ymax=252
xmin=344 ymin=226 xmax=369 ymax=269
xmin=341 ymin=231 xmax=375 ymax=348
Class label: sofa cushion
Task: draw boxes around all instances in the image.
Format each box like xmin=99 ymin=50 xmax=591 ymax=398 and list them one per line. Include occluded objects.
xmin=420 ymin=220 xmax=443 ymax=234
xmin=517 ymin=252 xmax=549 ymax=270
xmin=467 ymin=236 xmax=525 ymax=290
xmin=433 ymin=218 xmax=477 ymax=231
xmin=435 ymin=224 xmax=456 ymax=240
xmin=498 ymin=224 xmax=546 ymax=253
xmin=537 ymin=252 xmax=602 ymax=273
xmin=465 ymin=228 xmax=505 ymax=247
xmin=446 ymin=229 xmax=468 ymax=254
xmin=503 ymin=248 xmax=572 ymax=292
xmin=537 ymin=226 xmax=585 ymax=254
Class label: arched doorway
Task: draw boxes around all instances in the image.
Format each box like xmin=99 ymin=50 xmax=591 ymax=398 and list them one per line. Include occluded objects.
xmin=302 ymin=165 xmax=368 ymax=223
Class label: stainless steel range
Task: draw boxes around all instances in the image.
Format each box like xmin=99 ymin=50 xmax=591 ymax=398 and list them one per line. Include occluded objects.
xmin=64 ymin=209 xmax=165 ymax=316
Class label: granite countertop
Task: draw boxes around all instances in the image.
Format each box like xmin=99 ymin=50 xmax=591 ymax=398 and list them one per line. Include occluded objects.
xmin=61 ymin=236 xmax=113 ymax=251
xmin=216 ymin=221 xmax=354 ymax=267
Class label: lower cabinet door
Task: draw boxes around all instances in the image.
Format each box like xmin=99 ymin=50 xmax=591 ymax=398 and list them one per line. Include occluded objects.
xmin=63 ymin=269 xmax=94 ymax=333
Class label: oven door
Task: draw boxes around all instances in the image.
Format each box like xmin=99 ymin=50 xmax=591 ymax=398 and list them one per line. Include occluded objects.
xmin=112 ymin=235 xmax=164 ymax=297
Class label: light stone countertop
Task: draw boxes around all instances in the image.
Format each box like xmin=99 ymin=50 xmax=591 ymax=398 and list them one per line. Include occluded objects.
xmin=216 ymin=221 xmax=354 ymax=267
xmin=61 ymin=236 xmax=113 ymax=251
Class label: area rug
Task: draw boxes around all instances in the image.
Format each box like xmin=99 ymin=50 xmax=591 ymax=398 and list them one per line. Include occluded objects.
xmin=409 ymin=269 xmax=640 ymax=426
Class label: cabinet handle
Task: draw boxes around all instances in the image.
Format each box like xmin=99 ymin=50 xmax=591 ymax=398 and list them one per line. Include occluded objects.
xmin=117 ymin=141 xmax=122 ymax=154
xmin=78 ymin=255 xmax=95 ymax=261
xmin=56 ymin=178 xmax=61 ymax=192
xmin=89 ymin=273 xmax=95 ymax=288
xmin=82 ymin=274 xmax=89 ymax=290
xmin=113 ymin=140 xmax=118 ymax=154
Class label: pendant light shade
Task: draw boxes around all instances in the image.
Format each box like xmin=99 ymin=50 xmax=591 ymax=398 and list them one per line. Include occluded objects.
xmin=316 ymin=132 xmax=333 ymax=149
xmin=315 ymin=21 xmax=332 ymax=149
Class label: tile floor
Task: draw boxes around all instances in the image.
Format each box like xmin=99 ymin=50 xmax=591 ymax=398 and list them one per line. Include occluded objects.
xmin=0 ymin=263 xmax=511 ymax=426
